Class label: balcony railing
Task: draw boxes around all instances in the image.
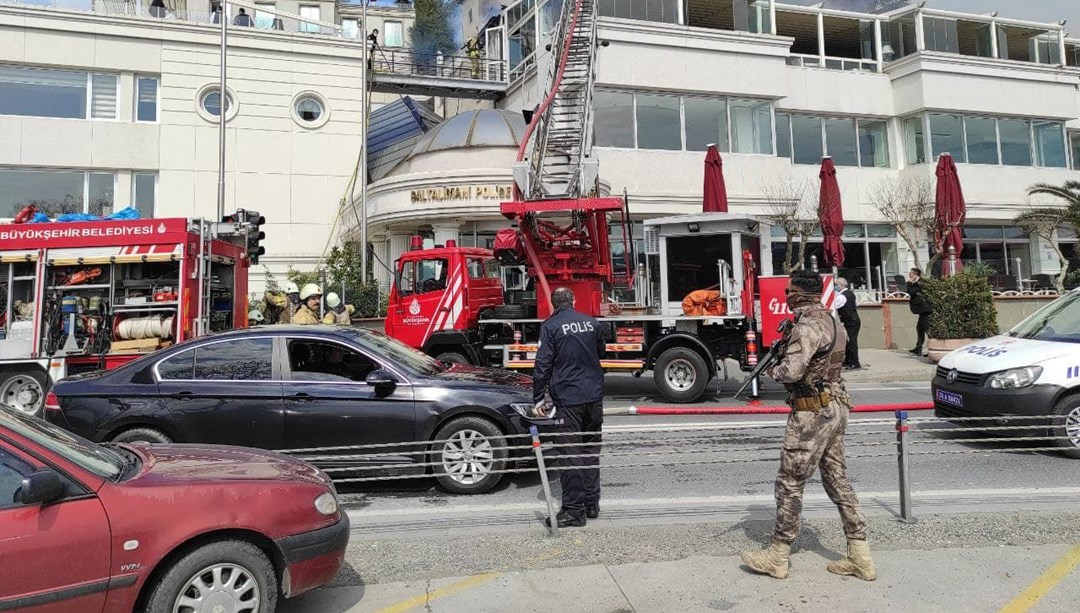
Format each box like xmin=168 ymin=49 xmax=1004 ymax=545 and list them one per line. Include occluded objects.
xmin=371 ymin=48 xmax=508 ymax=85
xmin=787 ymin=53 xmax=879 ymax=73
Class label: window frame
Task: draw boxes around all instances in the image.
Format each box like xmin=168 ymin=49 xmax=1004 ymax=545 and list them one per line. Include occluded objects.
xmin=0 ymin=65 xmax=121 ymax=122
xmin=134 ymin=75 xmax=160 ymax=123
xmin=0 ymin=168 xmax=118 ymax=217
xmin=132 ymin=172 xmax=158 ymax=218
xmin=298 ymin=4 xmax=321 ymax=33
xmin=195 ymin=84 xmax=238 ymax=123
xmin=154 ymin=337 xmax=275 ymax=382
xmin=384 ymin=20 xmax=405 ymax=47
xmin=283 ymin=336 xmax=409 ymax=385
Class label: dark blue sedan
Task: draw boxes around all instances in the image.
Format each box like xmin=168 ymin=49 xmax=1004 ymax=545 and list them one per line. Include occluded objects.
xmin=47 ymin=326 xmax=537 ymax=494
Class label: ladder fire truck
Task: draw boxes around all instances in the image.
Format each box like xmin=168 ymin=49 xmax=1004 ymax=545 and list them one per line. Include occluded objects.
xmin=0 ymin=213 xmax=262 ymax=416
xmin=385 ymin=0 xmax=781 ymax=402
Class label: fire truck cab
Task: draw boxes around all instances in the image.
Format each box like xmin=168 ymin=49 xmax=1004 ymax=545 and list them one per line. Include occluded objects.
xmin=0 ymin=217 xmax=254 ymax=416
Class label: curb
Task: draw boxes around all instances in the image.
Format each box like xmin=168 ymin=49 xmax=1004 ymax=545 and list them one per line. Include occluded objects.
xmin=622 ymin=402 xmax=935 ymax=416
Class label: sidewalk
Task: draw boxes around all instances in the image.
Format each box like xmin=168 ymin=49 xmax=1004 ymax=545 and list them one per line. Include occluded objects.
xmin=283 ymin=543 xmax=1080 ymax=613
xmin=839 ymin=348 xmax=936 ymax=384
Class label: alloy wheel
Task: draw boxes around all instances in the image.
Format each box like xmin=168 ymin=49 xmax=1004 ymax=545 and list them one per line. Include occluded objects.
xmin=441 ymin=429 xmax=495 ymax=485
xmin=173 ymin=563 xmax=260 ymax=613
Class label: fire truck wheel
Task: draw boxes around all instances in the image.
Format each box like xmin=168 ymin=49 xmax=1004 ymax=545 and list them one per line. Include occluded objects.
xmin=432 ymin=416 xmax=508 ymax=495
xmin=435 ymin=352 xmax=470 ymax=365
xmin=112 ymin=427 xmax=173 ymax=445
xmin=654 ymin=347 xmax=709 ymax=404
xmin=0 ymin=369 xmax=49 ymax=417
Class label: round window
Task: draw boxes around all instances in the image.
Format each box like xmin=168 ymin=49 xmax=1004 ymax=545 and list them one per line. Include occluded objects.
xmin=295 ymin=96 xmax=324 ymax=123
xmin=201 ymin=89 xmax=233 ymax=117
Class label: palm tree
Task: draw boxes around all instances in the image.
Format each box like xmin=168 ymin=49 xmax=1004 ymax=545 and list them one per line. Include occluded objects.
xmin=1014 ymin=181 xmax=1080 ymax=292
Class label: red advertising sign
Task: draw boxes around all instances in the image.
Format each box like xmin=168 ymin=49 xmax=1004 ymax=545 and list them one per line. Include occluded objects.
xmin=0 ymin=218 xmax=190 ymax=250
xmin=758 ymin=275 xmax=835 ymax=345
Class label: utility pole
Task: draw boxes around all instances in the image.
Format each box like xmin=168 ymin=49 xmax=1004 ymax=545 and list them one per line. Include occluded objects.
xmin=217 ymin=0 xmax=228 ymax=221
xmin=359 ymin=0 xmax=369 ymax=282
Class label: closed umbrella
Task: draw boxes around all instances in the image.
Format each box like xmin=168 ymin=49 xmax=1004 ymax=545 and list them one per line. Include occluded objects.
xmin=703 ymin=144 xmax=728 ymax=213
xmin=934 ymin=153 xmax=966 ymax=276
xmin=818 ymin=157 xmax=845 ymax=269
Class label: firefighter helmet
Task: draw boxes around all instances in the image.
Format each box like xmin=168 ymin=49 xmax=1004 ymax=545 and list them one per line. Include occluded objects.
xmin=283 ymin=281 xmax=300 ymax=295
xmin=248 ymin=309 xmax=265 ymax=323
xmin=300 ymin=283 xmax=322 ymax=300
xmin=326 ymin=292 xmax=342 ymax=309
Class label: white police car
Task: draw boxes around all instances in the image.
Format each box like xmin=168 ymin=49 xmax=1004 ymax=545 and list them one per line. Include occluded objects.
xmin=932 ymin=289 xmax=1080 ymax=458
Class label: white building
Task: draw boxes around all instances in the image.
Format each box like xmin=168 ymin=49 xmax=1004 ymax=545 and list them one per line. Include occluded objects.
xmin=363 ymin=0 xmax=1080 ymax=293
xmin=0 ymin=0 xmax=416 ymax=291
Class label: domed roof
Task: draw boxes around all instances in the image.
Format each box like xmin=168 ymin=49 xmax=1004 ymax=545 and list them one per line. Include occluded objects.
xmin=407 ymin=109 xmax=527 ymax=157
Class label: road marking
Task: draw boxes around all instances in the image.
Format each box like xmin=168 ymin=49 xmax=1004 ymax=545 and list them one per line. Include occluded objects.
xmin=375 ymin=572 xmax=501 ymax=613
xmin=998 ymin=544 xmax=1080 ymax=613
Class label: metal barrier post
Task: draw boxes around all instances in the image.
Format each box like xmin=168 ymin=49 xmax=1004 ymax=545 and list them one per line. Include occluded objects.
xmin=530 ymin=425 xmax=560 ymax=536
xmin=895 ymin=410 xmax=915 ymax=523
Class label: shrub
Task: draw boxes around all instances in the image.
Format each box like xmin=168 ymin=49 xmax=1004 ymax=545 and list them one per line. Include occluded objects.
xmin=1065 ymin=269 xmax=1080 ymax=291
xmin=923 ymin=267 xmax=999 ymax=340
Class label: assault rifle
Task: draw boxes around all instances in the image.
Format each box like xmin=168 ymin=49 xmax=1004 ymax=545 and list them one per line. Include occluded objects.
xmin=734 ymin=318 xmax=795 ymax=399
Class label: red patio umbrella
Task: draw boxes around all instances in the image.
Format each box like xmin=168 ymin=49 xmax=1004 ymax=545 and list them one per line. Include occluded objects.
xmin=934 ymin=153 xmax=966 ymax=275
xmin=703 ymin=144 xmax=729 ymax=213
xmin=818 ymin=157 xmax=845 ymax=269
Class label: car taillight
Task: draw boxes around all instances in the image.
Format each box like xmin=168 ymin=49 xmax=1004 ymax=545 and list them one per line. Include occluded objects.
xmin=44 ymin=392 xmax=61 ymax=413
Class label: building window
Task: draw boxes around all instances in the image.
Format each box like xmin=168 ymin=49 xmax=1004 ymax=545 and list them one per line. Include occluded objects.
xmin=299 ymin=5 xmax=320 ymax=33
xmin=295 ymin=97 xmax=322 ymax=122
xmin=964 ymin=116 xmax=999 ymax=165
xmin=729 ymin=98 xmax=772 ymax=155
xmin=291 ymin=92 xmax=329 ymax=128
xmin=384 ymin=21 xmax=404 ymax=47
xmin=1033 ymin=121 xmax=1067 ymax=168
xmin=0 ymin=66 xmax=120 ymax=120
xmin=928 ymin=113 xmax=966 ymax=163
xmin=824 ymin=118 xmax=858 ymax=167
xmin=903 ymin=116 xmax=926 ymax=165
xmin=683 ymin=97 xmax=729 ymax=152
xmin=0 ymin=168 xmax=117 ymax=218
xmin=597 ymin=0 xmax=679 ymax=24
xmin=790 ymin=115 xmax=823 ymax=165
xmin=197 ymin=86 xmax=236 ymax=122
xmin=858 ymin=120 xmax=889 ymax=168
xmin=775 ymin=113 xmax=792 ymax=159
xmin=635 ymin=94 xmax=681 ymax=151
xmin=922 ymin=17 xmax=959 ymax=54
xmin=998 ymin=118 xmax=1032 ymax=166
xmin=594 ymin=91 xmax=634 ymax=148
xmin=342 ymin=18 xmax=359 ymax=39
xmin=1070 ymin=133 xmax=1080 ymax=170
xmin=133 ymin=173 xmax=157 ymax=218
xmin=135 ymin=76 xmax=158 ymax=122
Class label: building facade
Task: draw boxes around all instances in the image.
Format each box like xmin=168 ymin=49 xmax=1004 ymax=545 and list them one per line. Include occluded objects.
xmin=0 ymin=0 xmax=415 ymax=291
xmin=366 ymin=0 xmax=1080 ymax=293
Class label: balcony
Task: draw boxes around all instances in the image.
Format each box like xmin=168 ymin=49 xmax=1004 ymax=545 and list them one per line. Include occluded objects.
xmin=369 ymin=48 xmax=508 ymax=100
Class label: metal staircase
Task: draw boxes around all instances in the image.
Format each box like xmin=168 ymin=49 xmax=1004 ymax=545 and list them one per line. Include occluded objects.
xmin=514 ymin=0 xmax=601 ymax=201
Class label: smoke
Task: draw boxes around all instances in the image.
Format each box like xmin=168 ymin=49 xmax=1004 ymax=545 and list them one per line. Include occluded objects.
xmin=448 ymin=1 xmax=464 ymax=46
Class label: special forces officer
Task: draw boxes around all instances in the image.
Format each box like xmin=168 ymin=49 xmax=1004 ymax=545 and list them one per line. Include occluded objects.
xmin=741 ymin=269 xmax=876 ymax=581
xmin=532 ymin=287 xmax=606 ymax=528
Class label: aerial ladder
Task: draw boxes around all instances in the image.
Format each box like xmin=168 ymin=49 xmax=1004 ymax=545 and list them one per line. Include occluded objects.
xmin=503 ymin=0 xmax=632 ymax=319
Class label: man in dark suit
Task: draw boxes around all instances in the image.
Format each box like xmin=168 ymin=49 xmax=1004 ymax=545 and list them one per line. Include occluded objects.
xmin=907 ymin=268 xmax=932 ymax=356
xmin=835 ymin=278 xmax=861 ymax=370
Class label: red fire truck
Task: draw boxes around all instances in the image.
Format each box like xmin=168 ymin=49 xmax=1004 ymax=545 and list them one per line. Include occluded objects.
xmin=0 ymin=215 xmax=260 ymax=416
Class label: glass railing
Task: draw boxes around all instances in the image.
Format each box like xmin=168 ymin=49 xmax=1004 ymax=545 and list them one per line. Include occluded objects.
xmin=787 ymin=53 xmax=878 ymax=73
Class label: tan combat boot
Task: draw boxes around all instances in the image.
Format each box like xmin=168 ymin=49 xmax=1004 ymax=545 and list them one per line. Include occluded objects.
xmin=740 ymin=541 xmax=791 ymax=579
xmin=826 ymin=539 xmax=877 ymax=581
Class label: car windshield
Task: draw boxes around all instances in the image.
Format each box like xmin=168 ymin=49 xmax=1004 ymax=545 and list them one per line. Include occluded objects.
xmin=0 ymin=405 xmax=124 ymax=480
xmin=348 ymin=329 xmax=446 ymax=376
xmin=1008 ymin=291 xmax=1080 ymax=343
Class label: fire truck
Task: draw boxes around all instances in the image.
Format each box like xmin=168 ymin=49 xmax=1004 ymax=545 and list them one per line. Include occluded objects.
xmin=0 ymin=213 xmax=262 ymax=416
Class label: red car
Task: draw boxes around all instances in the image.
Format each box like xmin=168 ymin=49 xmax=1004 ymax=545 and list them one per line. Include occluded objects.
xmin=0 ymin=404 xmax=348 ymax=612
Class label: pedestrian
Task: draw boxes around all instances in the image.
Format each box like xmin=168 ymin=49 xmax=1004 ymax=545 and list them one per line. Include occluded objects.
xmin=532 ymin=287 xmax=606 ymax=528
xmin=835 ymin=277 xmax=861 ymax=370
xmin=741 ymin=269 xmax=875 ymax=581
xmin=291 ymin=284 xmax=323 ymax=324
xmin=322 ymin=292 xmax=354 ymax=325
xmin=233 ymin=8 xmax=253 ymax=26
xmin=367 ymin=29 xmax=379 ymax=69
xmin=907 ymin=268 xmax=931 ymax=356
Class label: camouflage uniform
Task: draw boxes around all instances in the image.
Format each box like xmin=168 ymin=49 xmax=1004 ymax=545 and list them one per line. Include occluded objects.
xmin=770 ymin=293 xmax=867 ymax=544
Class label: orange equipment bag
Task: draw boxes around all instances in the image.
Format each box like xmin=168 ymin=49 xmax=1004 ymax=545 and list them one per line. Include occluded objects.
xmin=681 ymin=289 xmax=727 ymax=316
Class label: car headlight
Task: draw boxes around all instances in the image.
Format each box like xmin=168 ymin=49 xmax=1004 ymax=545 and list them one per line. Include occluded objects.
xmin=988 ymin=366 xmax=1042 ymax=389
xmin=314 ymin=491 xmax=338 ymax=516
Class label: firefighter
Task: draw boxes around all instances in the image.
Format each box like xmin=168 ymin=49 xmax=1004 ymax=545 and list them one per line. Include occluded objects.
xmin=322 ymin=292 xmax=355 ymax=325
xmin=532 ymin=287 xmax=607 ymax=528
xmin=258 ymin=281 xmax=298 ymax=325
xmin=292 ymin=284 xmax=323 ymax=325
xmin=464 ymin=36 xmax=483 ymax=79
xmin=248 ymin=309 xmax=265 ymax=327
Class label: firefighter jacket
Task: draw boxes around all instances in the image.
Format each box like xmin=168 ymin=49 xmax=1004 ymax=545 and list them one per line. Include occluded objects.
xmin=292 ymin=304 xmax=321 ymax=325
xmin=532 ymin=305 xmax=606 ymax=406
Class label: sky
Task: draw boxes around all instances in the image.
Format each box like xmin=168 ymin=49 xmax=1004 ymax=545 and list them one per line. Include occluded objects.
xmin=786 ymin=1 xmax=1080 ymax=33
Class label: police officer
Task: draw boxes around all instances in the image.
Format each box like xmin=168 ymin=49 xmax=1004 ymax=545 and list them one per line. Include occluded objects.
xmin=741 ymin=270 xmax=875 ymax=581
xmin=292 ymin=284 xmax=323 ymax=325
xmin=532 ymin=287 xmax=606 ymax=528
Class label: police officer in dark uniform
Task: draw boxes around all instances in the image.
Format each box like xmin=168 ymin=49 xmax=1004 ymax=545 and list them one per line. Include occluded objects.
xmin=532 ymin=287 xmax=606 ymax=528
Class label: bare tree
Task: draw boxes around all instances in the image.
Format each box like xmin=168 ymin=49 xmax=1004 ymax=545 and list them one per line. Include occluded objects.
xmin=761 ymin=176 xmax=816 ymax=273
xmin=866 ymin=174 xmax=934 ymax=271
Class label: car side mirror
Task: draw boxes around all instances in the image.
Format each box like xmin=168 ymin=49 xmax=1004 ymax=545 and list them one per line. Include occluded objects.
xmin=366 ymin=369 xmax=397 ymax=394
xmin=19 ymin=469 xmax=65 ymax=506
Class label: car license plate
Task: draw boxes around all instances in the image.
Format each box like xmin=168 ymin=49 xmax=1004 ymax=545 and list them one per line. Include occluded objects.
xmin=935 ymin=389 xmax=963 ymax=408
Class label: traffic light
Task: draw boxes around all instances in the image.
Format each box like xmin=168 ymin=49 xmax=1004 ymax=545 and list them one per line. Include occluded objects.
xmin=244 ymin=209 xmax=266 ymax=264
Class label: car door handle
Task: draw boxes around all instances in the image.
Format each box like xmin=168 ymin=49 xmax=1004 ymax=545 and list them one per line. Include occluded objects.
xmin=291 ymin=392 xmax=313 ymax=402
xmin=175 ymin=391 xmax=194 ymax=400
